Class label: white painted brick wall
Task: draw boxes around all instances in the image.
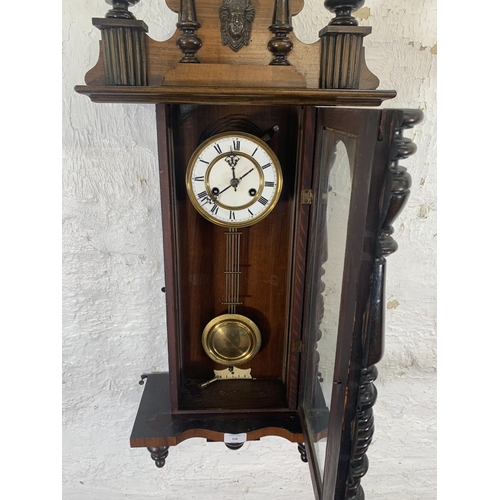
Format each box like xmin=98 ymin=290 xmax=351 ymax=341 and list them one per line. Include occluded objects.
xmin=62 ymin=1 xmax=436 ymax=499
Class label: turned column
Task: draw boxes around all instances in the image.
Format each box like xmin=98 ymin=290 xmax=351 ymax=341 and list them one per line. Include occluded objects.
xmin=92 ymin=0 xmax=148 ymax=86
xmin=319 ymin=1 xmax=370 ymax=89
xmin=346 ymin=109 xmax=424 ymax=500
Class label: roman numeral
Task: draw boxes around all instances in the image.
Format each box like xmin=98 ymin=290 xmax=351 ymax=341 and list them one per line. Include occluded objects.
xmin=265 ymin=181 xmax=275 ymax=187
xmin=233 ymin=140 xmax=240 ymax=151
xmin=252 ymin=147 xmax=258 ymax=157
xmin=229 ymin=210 xmax=236 ymax=220
xmin=194 ymin=176 xmax=204 ymax=182
xmin=261 ymin=162 xmax=271 ymax=170
xmin=199 ymin=159 xmax=209 ymax=164
xmin=197 ymin=191 xmax=211 ymax=205
xmin=210 ymin=204 xmax=219 ymax=215
xmin=248 ymin=209 xmax=254 ymax=216
xmin=258 ymin=196 xmax=269 ymax=205
xmin=214 ymin=143 xmax=222 ymax=154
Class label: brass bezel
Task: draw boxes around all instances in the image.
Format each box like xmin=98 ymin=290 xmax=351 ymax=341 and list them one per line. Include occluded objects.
xmin=201 ymin=313 xmax=262 ymax=366
xmin=186 ymin=131 xmax=283 ymax=228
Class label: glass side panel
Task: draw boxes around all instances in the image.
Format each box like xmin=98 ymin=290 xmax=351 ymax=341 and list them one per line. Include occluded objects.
xmin=301 ymin=129 xmax=355 ymax=485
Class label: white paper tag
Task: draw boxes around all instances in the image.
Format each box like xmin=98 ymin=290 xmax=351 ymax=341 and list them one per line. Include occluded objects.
xmin=224 ymin=433 xmax=247 ymax=444
xmin=214 ymin=367 xmax=252 ymax=379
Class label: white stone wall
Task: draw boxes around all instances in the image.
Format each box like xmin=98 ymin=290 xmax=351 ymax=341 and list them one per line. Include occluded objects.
xmin=62 ymin=1 xmax=436 ymax=499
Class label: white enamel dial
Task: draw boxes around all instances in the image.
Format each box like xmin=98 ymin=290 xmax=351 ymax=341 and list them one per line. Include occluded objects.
xmin=186 ymin=132 xmax=283 ymax=228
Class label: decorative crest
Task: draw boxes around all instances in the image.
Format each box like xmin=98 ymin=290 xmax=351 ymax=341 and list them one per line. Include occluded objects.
xmin=219 ymin=0 xmax=256 ymax=52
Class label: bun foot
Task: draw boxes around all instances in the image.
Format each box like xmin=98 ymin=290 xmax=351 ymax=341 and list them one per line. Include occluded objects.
xmin=147 ymin=446 xmax=169 ymax=468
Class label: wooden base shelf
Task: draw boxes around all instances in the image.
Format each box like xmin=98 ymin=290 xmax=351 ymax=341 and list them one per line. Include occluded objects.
xmin=130 ymin=373 xmax=330 ymax=448
xmin=74 ymin=85 xmax=396 ymax=107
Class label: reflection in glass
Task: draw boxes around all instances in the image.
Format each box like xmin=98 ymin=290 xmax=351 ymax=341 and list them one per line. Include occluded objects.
xmin=302 ymin=130 xmax=354 ymax=484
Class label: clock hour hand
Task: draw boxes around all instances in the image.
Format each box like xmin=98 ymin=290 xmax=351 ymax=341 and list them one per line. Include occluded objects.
xmin=225 ymin=153 xmax=240 ymax=179
xmin=225 ymin=154 xmax=240 ymax=190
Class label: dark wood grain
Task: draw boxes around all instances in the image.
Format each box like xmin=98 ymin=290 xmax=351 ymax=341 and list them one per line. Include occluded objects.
xmin=318 ymin=1 xmax=382 ymax=90
xmin=343 ymin=110 xmax=424 ymax=499
xmin=286 ymin=106 xmax=317 ymax=410
xmin=166 ymin=105 xmax=298 ymax=388
xmin=297 ymin=108 xmax=384 ymax=499
xmin=130 ymin=373 xmax=305 ymax=447
xmin=81 ymin=0 xmax=383 ymax=90
xmin=178 ymin=379 xmax=288 ymax=412
xmin=156 ymin=104 xmax=181 ymax=411
xmin=75 ymin=85 xmax=395 ymax=106
xmin=92 ymin=16 xmax=148 ymax=86
xmin=319 ymin=25 xmax=371 ymax=89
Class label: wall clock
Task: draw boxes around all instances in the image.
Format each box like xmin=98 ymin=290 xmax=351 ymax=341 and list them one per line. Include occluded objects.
xmin=75 ymin=1 xmax=424 ymax=498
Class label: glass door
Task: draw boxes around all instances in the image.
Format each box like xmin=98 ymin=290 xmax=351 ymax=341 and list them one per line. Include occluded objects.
xmin=299 ymin=107 xmax=394 ymax=499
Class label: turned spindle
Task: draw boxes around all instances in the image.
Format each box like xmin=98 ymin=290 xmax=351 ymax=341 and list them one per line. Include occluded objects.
xmin=176 ymin=0 xmax=202 ymax=63
xmin=346 ymin=366 xmax=377 ymax=500
xmin=268 ymin=0 xmax=294 ymax=65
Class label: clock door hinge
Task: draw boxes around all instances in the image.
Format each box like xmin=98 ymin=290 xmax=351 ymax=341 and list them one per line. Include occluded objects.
xmin=292 ymin=340 xmax=303 ymax=353
xmin=301 ymin=189 xmax=313 ymax=205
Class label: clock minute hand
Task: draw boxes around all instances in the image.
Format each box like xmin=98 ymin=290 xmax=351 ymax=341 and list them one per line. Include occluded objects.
xmin=239 ymin=168 xmax=254 ymax=180
xmin=218 ymin=184 xmax=232 ymax=196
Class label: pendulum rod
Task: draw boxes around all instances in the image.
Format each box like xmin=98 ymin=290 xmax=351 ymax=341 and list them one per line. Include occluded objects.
xmin=224 ymin=227 xmax=242 ymax=313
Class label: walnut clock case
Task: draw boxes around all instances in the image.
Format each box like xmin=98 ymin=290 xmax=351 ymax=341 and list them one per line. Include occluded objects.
xmin=75 ymin=1 xmax=423 ymax=499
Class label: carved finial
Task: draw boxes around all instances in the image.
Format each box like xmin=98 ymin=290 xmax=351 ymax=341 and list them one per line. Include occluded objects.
xmin=268 ymin=0 xmax=294 ymax=66
xmin=324 ymin=0 xmax=365 ymax=26
xmin=176 ymin=0 xmax=202 ymax=63
xmin=104 ymin=0 xmax=140 ymax=19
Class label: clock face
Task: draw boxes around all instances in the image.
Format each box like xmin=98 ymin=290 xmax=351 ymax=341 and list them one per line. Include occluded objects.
xmin=186 ymin=132 xmax=282 ymax=227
